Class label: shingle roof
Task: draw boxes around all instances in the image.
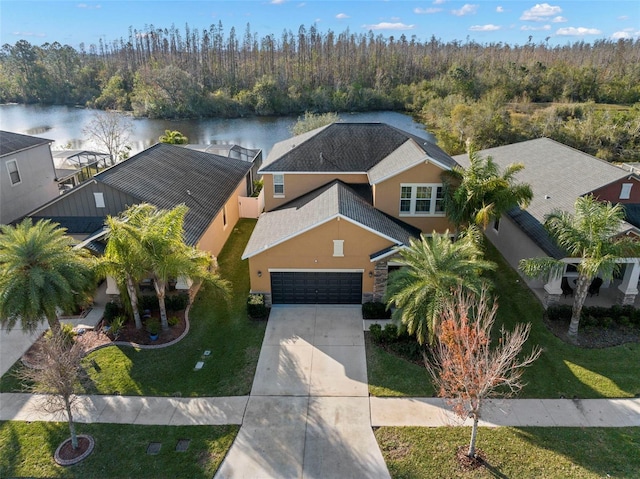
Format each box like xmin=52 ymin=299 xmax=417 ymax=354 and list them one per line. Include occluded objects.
xmin=454 ymin=138 xmax=634 ymax=258
xmin=242 ymin=180 xmax=420 ymax=259
xmin=29 ymin=216 xmax=107 ymax=235
xmin=96 ymin=143 xmax=251 ymax=245
xmin=0 ymin=130 xmax=52 ymax=157
xmin=260 ymin=123 xmax=457 ymax=174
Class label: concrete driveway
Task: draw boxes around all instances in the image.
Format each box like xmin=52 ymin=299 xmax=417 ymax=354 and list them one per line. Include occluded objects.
xmin=215 ymin=305 xmax=390 ymax=479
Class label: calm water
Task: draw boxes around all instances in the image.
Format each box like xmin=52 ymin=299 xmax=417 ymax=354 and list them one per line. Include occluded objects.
xmin=0 ymin=104 xmax=434 ymax=157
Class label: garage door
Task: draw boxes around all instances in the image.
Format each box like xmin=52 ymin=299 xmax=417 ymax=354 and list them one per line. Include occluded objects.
xmin=270 ymin=272 xmax=363 ymax=304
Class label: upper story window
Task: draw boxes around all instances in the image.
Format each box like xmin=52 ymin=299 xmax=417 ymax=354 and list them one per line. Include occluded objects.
xmin=333 ymin=239 xmax=344 ymax=257
xmin=6 ymin=159 xmax=21 ymax=186
xmin=620 ymin=183 xmax=633 ymax=200
xmin=273 ymin=174 xmax=285 ymax=196
xmin=399 ymin=184 xmax=445 ymax=216
xmin=93 ymin=192 xmax=105 ymax=208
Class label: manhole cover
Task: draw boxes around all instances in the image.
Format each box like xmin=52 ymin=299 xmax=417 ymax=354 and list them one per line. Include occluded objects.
xmin=146 ymin=442 xmax=162 ymax=455
xmin=175 ymin=439 xmax=191 ymax=452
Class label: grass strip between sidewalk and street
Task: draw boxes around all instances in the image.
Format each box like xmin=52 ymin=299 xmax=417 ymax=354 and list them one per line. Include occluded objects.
xmin=0 ymin=421 xmax=238 ymax=478
xmin=375 ymin=425 xmax=640 ymax=479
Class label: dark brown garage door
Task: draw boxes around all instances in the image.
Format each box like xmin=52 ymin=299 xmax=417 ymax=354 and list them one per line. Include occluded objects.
xmin=270 ymin=272 xmax=363 ymax=304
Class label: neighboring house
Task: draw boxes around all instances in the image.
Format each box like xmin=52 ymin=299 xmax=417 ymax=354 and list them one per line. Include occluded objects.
xmin=242 ymin=122 xmax=458 ymax=306
xmin=0 ymin=131 xmax=59 ymax=225
xmin=52 ymin=150 xmax=112 ymax=192
xmin=454 ymin=137 xmax=640 ymax=305
xmin=30 ymin=142 xmax=258 ymax=258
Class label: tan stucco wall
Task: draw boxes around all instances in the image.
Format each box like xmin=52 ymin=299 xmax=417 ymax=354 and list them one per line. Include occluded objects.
xmin=485 ymin=214 xmax=549 ymax=288
xmin=373 ymin=161 xmax=455 ymax=233
xmin=197 ymin=180 xmax=245 ymax=257
xmin=263 ymin=173 xmax=369 ymax=211
xmin=247 ymin=217 xmax=395 ymax=294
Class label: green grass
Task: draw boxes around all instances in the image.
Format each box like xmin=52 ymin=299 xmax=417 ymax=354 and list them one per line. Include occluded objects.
xmin=0 ymin=421 xmax=237 ymax=478
xmin=1 ymin=219 xmax=265 ymax=397
xmin=366 ymin=239 xmax=640 ymax=398
xmin=376 ymin=426 xmax=640 ymax=479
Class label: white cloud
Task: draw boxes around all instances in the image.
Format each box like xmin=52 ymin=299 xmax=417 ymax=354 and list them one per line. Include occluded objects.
xmin=469 ymin=24 xmax=501 ymax=31
xmin=496 ymin=6 xmax=504 ymax=13
xmin=618 ymin=15 xmax=629 ymax=21
xmin=521 ymin=24 xmax=551 ymax=31
xmin=452 ymin=4 xmax=478 ymax=16
xmin=270 ymin=0 xmax=285 ymax=4
xmin=556 ymin=26 xmax=602 ymax=36
xmin=77 ymin=3 xmax=101 ymax=9
xmin=415 ymin=7 xmax=442 ymax=14
xmin=611 ymin=28 xmax=640 ymax=40
xmin=336 ymin=13 xmax=349 ymax=19
xmin=362 ymin=22 xmax=416 ymax=31
xmin=11 ymin=31 xmax=46 ymax=37
xmin=552 ymin=16 xmax=567 ymax=23
xmin=297 ymin=3 xmax=306 ymax=7
xmin=433 ymin=0 xmax=447 ymax=4
xmin=520 ymin=3 xmax=562 ymax=21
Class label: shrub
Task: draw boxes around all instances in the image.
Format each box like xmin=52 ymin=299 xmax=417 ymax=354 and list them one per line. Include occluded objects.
xmin=362 ymin=301 xmax=391 ymax=319
xmin=168 ymin=316 xmax=180 ymax=327
xmin=139 ymin=294 xmax=159 ymax=311
xmin=369 ymin=324 xmax=383 ymax=342
xmin=601 ymin=317 xmax=614 ymax=329
xmin=45 ymin=324 xmax=76 ymax=348
xmin=104 ymin=302 xmax=121 ymax=322
xmin=546 ymin=304 xmax=572 ymax=322
xmin=108 ymin=315 xmax=127 ymax=339
xmin=247 ymin=294 xmax=269 ymax=319
xmin=618 ymin=315 xmax=632 ymax=327
xmin=145 ymin=318 xmax=161 ymax=335
xmin=165 ymin=293 xmax=189 ymax=311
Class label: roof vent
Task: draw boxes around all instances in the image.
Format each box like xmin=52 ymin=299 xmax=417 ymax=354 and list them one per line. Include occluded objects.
xmin=545 ymin=195 xmax=551 ymax=199
xmin=320 ymin=152 xmax=324 ymax=163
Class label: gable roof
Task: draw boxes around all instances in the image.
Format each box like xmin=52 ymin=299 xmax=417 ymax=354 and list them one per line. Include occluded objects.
xmin=454 ymin=138 xmax=636 ymax=258
xmin=260 ymin=122 xmax=457 ymax=175
xmin=242 ymin=180 xmax=420 ymax=259
xmin=0 ymin=130 xmax=52 ymax=157
xmin=94 ymin=143 xmax=251 ymax=245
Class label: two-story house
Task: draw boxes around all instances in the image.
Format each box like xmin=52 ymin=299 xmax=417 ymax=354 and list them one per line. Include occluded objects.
xmin=242 ymin=122 xmax=459 ymax=306
xmin=0 ymin=131 xmax=59 ymax=225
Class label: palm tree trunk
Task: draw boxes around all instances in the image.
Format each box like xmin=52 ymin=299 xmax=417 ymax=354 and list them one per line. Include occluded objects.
xmin=125 ymin=275 xmax=142 ymax=329
xmin=468 ymin=412 xmax=479 ymax=458
xmin=568 ymin=274 xmax=590 ymax=339
xmin=46 ymin=314 xmax=62 ymax=337
xmin=65 ymin=398 xmax=78 ymax=449
xmin=154 ymin=280 xmax=169 ymax=330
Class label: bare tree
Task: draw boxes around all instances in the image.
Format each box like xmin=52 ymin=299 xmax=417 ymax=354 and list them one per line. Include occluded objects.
xmin=83 ymin=111 xmax=132 ymax=164
xmin=19 ymin=330 xmax=86 ymax=450
xmin=426 ymin=287 xmax=541 ymax=458
xmin=290 ymin=111 xmax=340 ymax=136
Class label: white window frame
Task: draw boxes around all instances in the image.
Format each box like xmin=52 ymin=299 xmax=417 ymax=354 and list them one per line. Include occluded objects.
xmin=93 ymin=192 xmax=105 ymax=208
xmin=273 ymin=174 xmax=285 ymax=197
xmin=333 ymin=239 xmax=344 ymax=257
xmin=6 ymin=159 xmax=21 ymax=186
xmin=620 ymin=183 xmax=633 ymax=200
xmin=399 ymin=183 xmax=445 ymax=216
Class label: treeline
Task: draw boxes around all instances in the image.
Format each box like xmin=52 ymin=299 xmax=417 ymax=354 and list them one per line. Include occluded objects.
xmin=1 ymin=23 xmax=639 ymax=159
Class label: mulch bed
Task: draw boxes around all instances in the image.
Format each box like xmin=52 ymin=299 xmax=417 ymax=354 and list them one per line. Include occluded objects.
xmin=456 ymin=445 xmax=486 ymax=472
xmin=55 ymin=434 xmax=95 ymax=466
xmin=544 ymin=317 xmax=640 ymax=348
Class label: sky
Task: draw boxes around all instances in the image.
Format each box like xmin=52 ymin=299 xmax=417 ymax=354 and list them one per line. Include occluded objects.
xmin=1 ymin=0 xmax=639 ymax=49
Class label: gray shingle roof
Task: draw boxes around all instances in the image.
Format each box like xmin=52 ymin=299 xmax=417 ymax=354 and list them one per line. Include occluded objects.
xmin=242 ymin=180 xmax=420 ymax=259
xmin=0 ymin=130 xmax=52 ymax=157
xmin=454 ymin=138 xmax=633 ymax=258
xmin=260 ymin=123 xmax=457 ymax=174
xmin=96 ymin=143 xmax=251 ymax=245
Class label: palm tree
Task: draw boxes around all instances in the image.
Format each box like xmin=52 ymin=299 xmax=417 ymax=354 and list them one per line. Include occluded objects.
xmin=98 ymin=204 xmax=154 ymax=330
xmin=159 ymin=129 xmax=188 ymax=145
xmin=520 ymin=195 xmax=640 ymax=339
xmin=385 ymin=231 xmax=497 ymax=346
xmin=134 ymin=204 xmax=230 ymax=330
xmin=0 ymin=219 xmax=94 ymax=334
xmin=442 ymin=146 xmax=533 ymax=232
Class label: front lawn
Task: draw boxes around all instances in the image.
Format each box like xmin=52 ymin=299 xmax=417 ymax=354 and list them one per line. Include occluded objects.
xmin=376 ymin=426 xmax=640 ymax=479
xmin=366 ymin=239 xmax=640 ymax=398
xmin=0 ymin=421 xmax=237 ymax=478
xmin=1 ymin=219 xmax=265 ymax=397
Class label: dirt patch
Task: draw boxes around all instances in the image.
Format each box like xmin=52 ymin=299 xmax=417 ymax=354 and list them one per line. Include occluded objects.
xmin=456 ymin=445 xmax=486 ymax=472
xmin=544 ymin=318 xmax=640 ymax=348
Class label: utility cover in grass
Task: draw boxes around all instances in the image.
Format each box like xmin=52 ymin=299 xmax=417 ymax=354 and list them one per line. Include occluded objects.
xmin=146 ymin=442 xmax=162 ymax=455
xmin=175 ymin=439 xmax=191 ymax=452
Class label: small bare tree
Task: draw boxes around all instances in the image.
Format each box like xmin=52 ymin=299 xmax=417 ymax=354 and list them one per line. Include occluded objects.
xmin=19 ymin=330 xmax=86 ymax=450
xmin=83 ymin=111 xmax=132 ymax=164
xmin=426 ymin=287 xmax=541 ymax=458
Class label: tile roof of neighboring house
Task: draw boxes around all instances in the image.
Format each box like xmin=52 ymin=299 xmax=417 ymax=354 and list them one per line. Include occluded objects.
xmin=260 ymin=123 xmax=457 ymax=174
xmin=454 ymin=138 xmax=635 ymax=258
xmin=96 ymin=143 xmax=251 ymax=245
xmin=242 ymin=180 xmax=420 ymax=259
xmin=0 ymin=130 xmax=52 ymax=157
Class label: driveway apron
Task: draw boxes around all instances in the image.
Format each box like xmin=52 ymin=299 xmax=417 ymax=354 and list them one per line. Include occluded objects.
xmin=215 ymin=305 xmax=390 ymax=479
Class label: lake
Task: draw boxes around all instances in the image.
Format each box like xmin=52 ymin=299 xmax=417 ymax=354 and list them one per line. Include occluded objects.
xmin=0 ymin=104 xmax=434 ymax=157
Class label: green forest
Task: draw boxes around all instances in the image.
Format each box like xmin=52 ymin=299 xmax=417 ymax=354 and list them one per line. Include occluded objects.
xmin=1 ymin=23 xmax=639 ymax=160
